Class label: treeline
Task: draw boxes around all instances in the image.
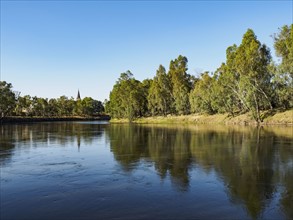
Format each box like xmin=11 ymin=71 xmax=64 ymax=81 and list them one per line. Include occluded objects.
xmin=105 ymin=25 xmax=292 ymax=122
xmin=0 ymin=84 xmax=104 ymax=118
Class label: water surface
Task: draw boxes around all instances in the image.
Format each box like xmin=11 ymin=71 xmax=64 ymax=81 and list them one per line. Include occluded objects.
xmin=1 ymin=122 xmax=292 ymax=219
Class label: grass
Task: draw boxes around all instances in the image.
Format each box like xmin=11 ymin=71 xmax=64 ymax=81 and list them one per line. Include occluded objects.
xmin=110 ymin=109 xmax=293 ymax=125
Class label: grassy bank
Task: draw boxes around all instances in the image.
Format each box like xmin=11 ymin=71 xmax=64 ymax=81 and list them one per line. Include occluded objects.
xmin=110 ymin=109 xmax=293 ymax=125
xmin=1 ymin=115 xmax=111 ymax=123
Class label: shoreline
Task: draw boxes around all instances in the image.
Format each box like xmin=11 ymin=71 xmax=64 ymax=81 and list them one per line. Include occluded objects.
xmin=110 ymin=109 xmax=293 ymax=126
xmin=1 ymin=115 xmax=111 ymax=124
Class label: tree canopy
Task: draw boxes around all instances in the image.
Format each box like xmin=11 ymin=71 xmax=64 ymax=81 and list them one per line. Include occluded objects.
xmin=106 ymin=25 xmax=292 ymax=122
xmin=0 ymin=81 xmax=16 ymax=119
xmin=1 ymin=24 xmax=292 ymax=122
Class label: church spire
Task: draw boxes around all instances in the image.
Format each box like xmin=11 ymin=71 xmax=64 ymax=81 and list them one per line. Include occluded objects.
xmin=77 ymin=90 xmax=81 ymax=100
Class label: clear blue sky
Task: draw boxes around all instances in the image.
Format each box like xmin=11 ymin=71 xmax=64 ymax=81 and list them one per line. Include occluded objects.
xmin=1 ymin=1 xmax=292 ymax=101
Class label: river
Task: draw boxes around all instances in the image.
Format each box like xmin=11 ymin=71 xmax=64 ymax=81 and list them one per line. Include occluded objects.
xmin=1 ymin=122 xmax=292 ymax=219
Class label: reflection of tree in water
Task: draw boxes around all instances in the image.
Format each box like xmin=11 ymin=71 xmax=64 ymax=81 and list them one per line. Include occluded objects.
xmin=280 ymin=171 xmax=293 ymax=220
xmin=190 ymin=127 xmax=275 ymax=219
xmin=106 ymin=124 xmax=293 ymax=219
xmin=148 ymin=127 xmax=192 ymax=191
xmin=0 ymin=125 xmax=16 ymax=165
xmin=0 ymin=122 xmax=106 ymax=164
xmin=107 ymin=125 xmax=193 ymax=191
xmin=106 ymin=125 xmax=149 ymax=172
xmin=274 ymin=133 xmax=293 ymax=220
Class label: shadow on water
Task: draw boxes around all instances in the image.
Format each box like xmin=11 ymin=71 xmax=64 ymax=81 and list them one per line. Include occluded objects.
xmin=105 ymin=124 xmax=293 ymax=219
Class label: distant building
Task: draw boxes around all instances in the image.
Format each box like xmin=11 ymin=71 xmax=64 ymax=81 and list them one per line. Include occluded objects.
xmin=77 ymin=90 xmax=81 ymax=100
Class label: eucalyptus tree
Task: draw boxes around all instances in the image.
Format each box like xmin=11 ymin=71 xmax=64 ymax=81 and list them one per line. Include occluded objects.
xmin=48 ymin=98 xmax=59 ymax=116
xmin=235 ymin=29 xmax=273 ymax=122
xmin=92 ymin=100 xmax=104 ymax=114
xmin=0 ymin=81 xmax=16 ymax=118
xmin=216 ymin=30 xmax=273 ymax=122
xmin=108 ymin=71 xmax=146 ymax=121
xmin=14 ymin=95 xmax=32 ymax=116
xmin=148 ymin=65 xmax=173 ymax=116
xmin=31 ymin=96 xmax=49 ymax=116
xmin=81 ymin=97 xmax=94 ymax=115
xmin=274 ymin=24 xmax=293 ymax=77
xmin=189 ymin=72 xmax=218 ymax=114
xmin=168 ymin=55 xmax=192 ymax=115
xmin=56 ymin=96 xmax=75 ymax=116
xmin=272 ymin=24 xmax=293 ymax=108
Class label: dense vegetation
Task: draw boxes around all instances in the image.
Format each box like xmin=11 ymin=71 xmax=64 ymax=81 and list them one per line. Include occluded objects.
xmin=1 ymin=25 xmax=292 ymax=122
xmin=105 ymin=25 xmax=292 ymax=122
xmin=0 ymin=82 xmax=104 ymax=119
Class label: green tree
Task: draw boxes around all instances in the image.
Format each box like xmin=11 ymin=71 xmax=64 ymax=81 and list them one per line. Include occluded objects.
xmin=108 ymin=71 xmax=146 ymax=121
xmin=189 ymin=72 xmax=218 ymax=114
xmin=138 ymin=79 xmax=152 ymax=117
xmin=216 ymin=45 xmax=246 ymax=115
xmin=31 ymin=96 xmax=48 ymax=116
xmin=92 ymin=100 xmax=104 ymax=114
xmin=235 ymin=29 xmax=273 ymax=122
xmin=56 ymin=96 xmax=75 ymax=116
xmin=15 ymin=95 xmax=32 ymax=116
xmin=74 ymin=99 xmax=83 ymax=116
xmin=216 ymin=30 xmax=273 ymax=122
xmin=81 ymin=97 xmax=94 ymax=115
xmin=148 ymin=65 xmax=173 ymax=116
xmin=168 ymin=55 xmax=192 ymax=115
xmin=273 ymin=24 xmax=293 ymax=77
xmin=46 ymin=98 xmax=59 ymax=116
xmin=272 ymin=24 xmax=293 ymax=109
xmin=0 ymin=81 xmax=16 ymax=119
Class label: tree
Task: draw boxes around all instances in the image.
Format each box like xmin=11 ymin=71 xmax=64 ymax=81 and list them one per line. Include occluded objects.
xmin=216 ymin=45 xmax=246 ymax=115
xmin=272 ymin=24 xmax=293 ymax=109
xmin=57 ymin=96 xmax=75 ymax=116
xmin=108 ymin=71 xmax=146 ymax=121
xmin=92 ymin=100 xmax=104 ymax=114
xmin=81 ymin=97 xmax=94 ymax=115
xmin=31 ymin=96 xmax=48 ymax=116
xmin=216 ymin=30 xmax=273 ymax=122
xmin=148 ymin=65 xmax=173 ymax=116
xmin=273 ymin=24 xmax=293 ymax=77
xmin=47 ymin=98 xmax=59 ymax=116
xmin=0 ymin=81 xmax=16 ymax=119
xmin=235 ymin=29 xmax=273 ymax=122
xmin=189 ymin=72 xmax=218 ymax=114
xmin=168 ymin=55 xmax=192 ymax=115
xmin=14 ymin=95 xmax=32 ymax=116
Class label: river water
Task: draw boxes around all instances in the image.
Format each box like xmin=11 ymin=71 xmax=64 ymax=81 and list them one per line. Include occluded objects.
xmin=1 ymin=122 xmax=292 ymax=219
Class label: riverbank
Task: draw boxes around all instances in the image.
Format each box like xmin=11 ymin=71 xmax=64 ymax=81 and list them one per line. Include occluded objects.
xmin=110 ymin=109 xmax=293 ymax=125
xmin=1 ymin=115 xmax=111 ymax=124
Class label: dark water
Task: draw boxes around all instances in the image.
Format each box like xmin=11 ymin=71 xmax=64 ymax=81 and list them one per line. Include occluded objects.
xmin=1 ymin=122 xmax=292 ymax=220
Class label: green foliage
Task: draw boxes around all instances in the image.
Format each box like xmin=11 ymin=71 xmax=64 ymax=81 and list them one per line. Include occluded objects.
xmin=235 ymin=29 xmax=273 ymax=122
xmin=106 ymin=26 xmax=291 ymax=122
xmin=189 ymin=72 xmax=218 ymax=114
xmin=107 ymin=71 xmax=147 ymax=121
xmin=15 ymin=95 xmax=32 ymax=116
xmin=3 ymin=24 xmax=292 ymax=122
xmin=273 ymin=24 xmax=293 ymax=77
xmin=148 ymin=65 xmax=173 ymax=116
xmin=168 ymin=55 xmax=192 ymax=115
xmin=0 ymin=81 xmax=16 ymax=118
xmin=31 ymin=96 xmax=49 ymax=116
xmin=213 ymin=30 xmax=273 ymax=122
xmin=80 ymin=97 xmax=104 ymax=116
xmin=92 ymin=99 xmax=105 ymax=114
xmin=1 ymin=84 xmax=104 ymax=118
xmin=57 ymin=96 xmax=75 ymax=116
xmin=272 ymin=24 xmax=293 ymax=109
